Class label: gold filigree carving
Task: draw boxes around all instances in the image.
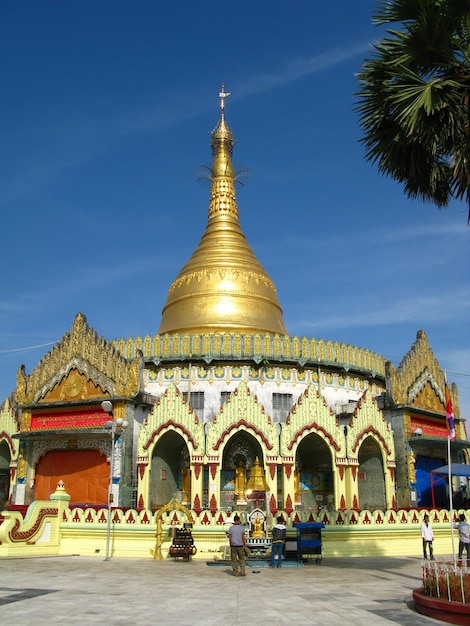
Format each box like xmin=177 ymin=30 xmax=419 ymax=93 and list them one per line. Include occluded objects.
xmin=15 ymin=313 xmax=143 ymax=405
xmin=283 ymin=335 xmax=291 ymax=358
xmin=302 ymin=337 xmax=309 ymax=357
xmin=17 ymin=454 xmax=26 ymax=479
xmin=119 ymin=331 xmax=387 ymax=379
xmin=60 ymin=369 xmax=86 ymax=400
xmin=143 ymin=335 xmax=151 ymax=357
xmin=222 ymin=333 xmax=231 ymax=354
xmin=182 ymin=334 xmax=190 ymax=354
xmin=168 ymin=268 xmax=276 ymax=294
xmin=203 ymin=333 xmax=211 ymax=354
xmin=413 ymin=383 xmax=443 ymax=413
xmin=292 ymin=336 xmax=300 ymax=358
xmin=387 ymin=330 xmax=460 ymax=416
xmin=20 ymin=409 xmax=31 ymax=431
xmin=15 ymin=365 xmax=28 ymax=404
xmin=233 ymin=333 xmax=241 ymax=354
xmin=116 ymin=354 xmax=142 ymax=397
xmin=408 ymin=448 xmax=416 ymax=483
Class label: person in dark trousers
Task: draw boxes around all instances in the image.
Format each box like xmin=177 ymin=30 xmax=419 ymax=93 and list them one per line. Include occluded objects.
xmin=228 ymin=514 xmax=247 ymax=577
xmin=421 ymin=514 xmax=434 ymax=560
xmin=271 ymin=516 xmax=286 ymax=568
xmin=453 ymin=513 xmax=470 ymax=565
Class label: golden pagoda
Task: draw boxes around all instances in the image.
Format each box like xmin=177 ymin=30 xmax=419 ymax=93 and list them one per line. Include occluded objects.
xmin=246 ymin=456 xmax=270 ymax=492
xmin=158 ymin=85 xmax=287 ymax=336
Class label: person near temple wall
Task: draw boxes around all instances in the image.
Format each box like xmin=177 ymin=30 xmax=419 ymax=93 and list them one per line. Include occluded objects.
xmin=228 ymin=514 xmax=247 ymax=577
xmin=453 ymin=513 xmax=470 ymax=565
xmin=270 ymin=515 xmax=286 ymax=568
xmin=421 ymin=514 xmax=434 ymax=560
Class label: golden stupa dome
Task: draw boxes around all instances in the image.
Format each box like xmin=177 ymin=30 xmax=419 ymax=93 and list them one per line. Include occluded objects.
xmin=158 ymin=85 xmax=287 ymax=336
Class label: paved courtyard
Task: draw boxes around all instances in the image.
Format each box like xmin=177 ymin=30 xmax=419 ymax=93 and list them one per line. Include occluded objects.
xmin=0 ymin=555 xmax=446 ymax=625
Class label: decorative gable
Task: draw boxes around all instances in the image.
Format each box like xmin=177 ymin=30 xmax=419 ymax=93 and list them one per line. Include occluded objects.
xmin=15 ymin=312 xmax=143 ymax=405
xmin=137 ymin=384 xmax=203 ymax=460
xmin=283 ymin=383 xmax=339 ymax=455
xmin=211 ymin=381 xmax=277 ymax=453
xmin=386 ymin=330 xmax=459 ymax=417
xmin=411 ymin=380 xmax=445 ymax=413
xmin=40 ymin=368 xmax=109 ymax=403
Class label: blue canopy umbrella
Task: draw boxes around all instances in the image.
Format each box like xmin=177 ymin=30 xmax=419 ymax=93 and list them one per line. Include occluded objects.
xmin=430 ymin=464 xmax=470 ymax=508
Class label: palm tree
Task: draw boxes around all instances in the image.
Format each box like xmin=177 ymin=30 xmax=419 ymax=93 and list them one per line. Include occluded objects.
xmin=356 ymin=0 xmax=470 ymax=222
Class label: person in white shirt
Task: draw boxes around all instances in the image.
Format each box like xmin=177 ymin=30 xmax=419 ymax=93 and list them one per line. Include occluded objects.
xmin=421 ymin=514 xmax=434 ymax=560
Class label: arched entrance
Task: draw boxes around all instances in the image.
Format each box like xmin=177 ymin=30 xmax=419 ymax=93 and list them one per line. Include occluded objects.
xmin=295 ymin=434 xmax=334 ymax=512
xmin=0 ymin=440 xmax=11 ymax=509
xmin=357 ymin=436 xmax=386 ymax=511
xmin=221 ymin=431 xmax=266 ymax=512
xmin=150 ymin=431 xmax=190 ymax=510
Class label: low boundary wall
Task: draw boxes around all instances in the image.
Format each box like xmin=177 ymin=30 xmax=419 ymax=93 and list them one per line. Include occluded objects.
xmin=0 ymin=486 xmax=463 ymax=560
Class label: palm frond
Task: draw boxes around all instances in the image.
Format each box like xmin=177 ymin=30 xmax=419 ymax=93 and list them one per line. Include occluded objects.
xmin=356 ymin=0 xmax=470 ymax=218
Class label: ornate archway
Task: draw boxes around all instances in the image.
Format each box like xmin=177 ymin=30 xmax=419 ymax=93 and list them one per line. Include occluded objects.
xmin=357 ymin=436 xmax=386 ymax=511
xmin=150 ymin=431 xmax=190 ymax=510
xmin=295 ymin=433 xmax=334 ymax=511
xmin=220 ymin=431 xmax=266 ymax=512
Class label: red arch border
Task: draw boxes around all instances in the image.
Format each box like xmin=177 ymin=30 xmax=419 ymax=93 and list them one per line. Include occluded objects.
xmin=143 ymin=420 xmax=198 ymax=451
xmin=213 ymin=419 xmax=274 ymax=451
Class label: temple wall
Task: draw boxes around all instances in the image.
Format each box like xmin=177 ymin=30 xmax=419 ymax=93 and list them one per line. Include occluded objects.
xmin=1 ymin=317 xmax=461 ymax=549
xmin=143 ymin=363 xmax=384 ymax=417
xmin=0 ymin=497 xmax=463 ymax=560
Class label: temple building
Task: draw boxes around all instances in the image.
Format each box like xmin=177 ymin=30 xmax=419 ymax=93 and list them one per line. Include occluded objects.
xmin=0 ymin=88 xmax=466 ymax=556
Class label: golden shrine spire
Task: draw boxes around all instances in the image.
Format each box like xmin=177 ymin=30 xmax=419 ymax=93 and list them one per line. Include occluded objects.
xmin=158 ymin=85 xmax=287 ymax=336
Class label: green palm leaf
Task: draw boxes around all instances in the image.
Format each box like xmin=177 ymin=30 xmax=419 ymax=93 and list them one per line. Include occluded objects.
xmin=356 ymin=0 xmax=470 ymax=220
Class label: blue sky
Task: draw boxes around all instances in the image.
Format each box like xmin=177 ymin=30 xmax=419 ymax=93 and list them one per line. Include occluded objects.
xmin=1 ymin=1 xmax=469 ymax=419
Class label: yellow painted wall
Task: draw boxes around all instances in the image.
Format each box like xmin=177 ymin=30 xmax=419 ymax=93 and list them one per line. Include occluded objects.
xmin=0 ymin=499 xmax=465 ymax=561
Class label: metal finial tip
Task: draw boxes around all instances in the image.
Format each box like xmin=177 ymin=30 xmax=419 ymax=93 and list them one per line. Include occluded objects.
xmin=219 ymin=83 xmax=231 ymax=111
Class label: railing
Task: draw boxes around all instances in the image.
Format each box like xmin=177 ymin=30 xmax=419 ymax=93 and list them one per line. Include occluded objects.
xmin=422 ymin=560 xmax=470 ymax=604
xmin=112 ymin=332 xmax=386 ymax=377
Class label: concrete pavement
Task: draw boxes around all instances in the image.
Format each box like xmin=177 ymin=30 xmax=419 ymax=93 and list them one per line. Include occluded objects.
xmin=0 ymin=555 xmax=446 ymax=625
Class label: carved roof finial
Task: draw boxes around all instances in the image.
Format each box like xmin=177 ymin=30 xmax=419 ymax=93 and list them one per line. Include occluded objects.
xmin=219 ymin=83 xmax=231 ymax=112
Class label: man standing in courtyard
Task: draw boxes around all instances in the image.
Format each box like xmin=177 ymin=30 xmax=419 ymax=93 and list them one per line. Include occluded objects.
xmin=228 ymin=514 xmax=247 ymax=577
xmin=271 ymin=516 xmax=286 ymax=568
xmin=421 ymin=513 xmax=434 ymax=560
xmin=453 ymin=513 xmax=470 ymax=565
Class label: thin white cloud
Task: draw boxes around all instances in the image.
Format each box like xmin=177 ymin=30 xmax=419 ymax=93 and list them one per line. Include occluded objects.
xmin=235 ymin=42 xmax=370 ymax=99
xmin=0 ymin=341 xmax=57 ymax=355
xmin=285 ymin=217 xmax=467 ymax=255
xmin=290 ymin=290 xmax=470 ymax=332
xmin=372 ymin=220 xmax=468 ymax=243
xmin=0 ymin=256 xmax=174 ymax=321
xmin=2 ymin=39 xmax=372 ymax=207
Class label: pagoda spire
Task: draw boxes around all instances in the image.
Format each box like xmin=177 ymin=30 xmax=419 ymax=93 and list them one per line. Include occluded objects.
xmin=158 ymin=86 xmax=287 ymax=336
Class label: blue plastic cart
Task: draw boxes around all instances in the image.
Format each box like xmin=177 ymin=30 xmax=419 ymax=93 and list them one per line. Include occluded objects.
xmin=294 ymin=522 xmax=325 ymax=563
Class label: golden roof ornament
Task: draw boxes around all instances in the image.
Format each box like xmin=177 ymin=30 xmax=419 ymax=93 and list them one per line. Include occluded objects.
xmin=158 ymin=85 xmax=287 ymax=336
